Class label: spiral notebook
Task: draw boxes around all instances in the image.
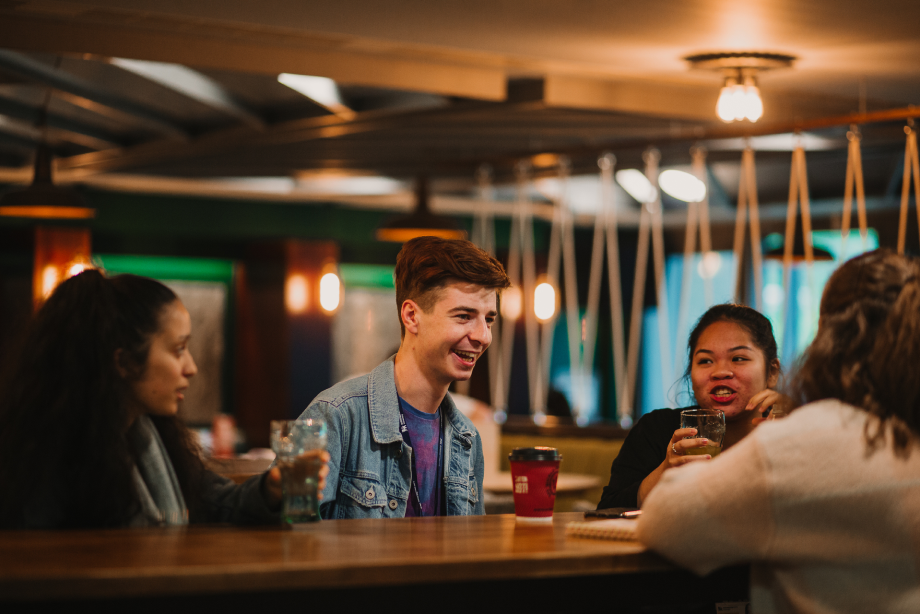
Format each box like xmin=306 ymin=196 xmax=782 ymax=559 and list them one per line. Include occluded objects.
xmin=565 ymin=518 xmax=638 ymax=541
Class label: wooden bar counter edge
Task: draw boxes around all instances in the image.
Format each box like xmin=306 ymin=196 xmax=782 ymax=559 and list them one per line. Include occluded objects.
xmin=0 ymin=512 xmax=672 ymax=602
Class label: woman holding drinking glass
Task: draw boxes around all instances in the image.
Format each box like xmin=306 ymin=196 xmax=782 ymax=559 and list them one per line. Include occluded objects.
xmin=597 ymin=304 xmax=787 ymax=509
xmin=0 ymin=269 xmax=328 ymax=529
xmin=639 ymin=249 xmax=920 ymax=613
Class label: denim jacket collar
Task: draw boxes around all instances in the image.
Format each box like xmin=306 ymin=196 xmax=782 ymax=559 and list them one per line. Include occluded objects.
xmin=367 ymin=356 xmax=473 ymax=445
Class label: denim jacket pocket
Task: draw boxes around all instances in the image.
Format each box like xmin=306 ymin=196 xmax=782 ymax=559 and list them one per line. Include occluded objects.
xmin=337 ymin=473 xmax=387 ymax=518
xmin=467 ymin=471 xmax=479 ymax=504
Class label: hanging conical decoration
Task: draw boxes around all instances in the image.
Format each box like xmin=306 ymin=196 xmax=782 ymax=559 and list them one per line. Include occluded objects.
xmin=625 ymin=148 xmax=671 ymax=414
xmin=897 ymin=123 xmax=920 ymax=255
xmin=675 ymin=146 xmax=714 ymax=381
xmin=841 ymin=127 xmax=868 ymax=259
xmin=731 ymin=145 xmax=764 ymax=309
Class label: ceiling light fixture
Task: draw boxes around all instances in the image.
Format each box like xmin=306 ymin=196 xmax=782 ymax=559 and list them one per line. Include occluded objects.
xmin=658 ymin=169 xmax=706 ymax=202
xmin=685 ymin=52 xmax=796 ymax=124
xmin=615 ymin=169 xmax=656 ymax=203
xmin=0 ymin=144 xmax=94 ymax=219
xmin=376 ymin=177 xmax=467 ymax=243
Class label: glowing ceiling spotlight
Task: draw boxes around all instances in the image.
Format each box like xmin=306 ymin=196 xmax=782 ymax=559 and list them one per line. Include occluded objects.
xmin=615 ymin=169 xmax=657 ymax=203
xmin=658 ymin=169 xmax=707 ymax=202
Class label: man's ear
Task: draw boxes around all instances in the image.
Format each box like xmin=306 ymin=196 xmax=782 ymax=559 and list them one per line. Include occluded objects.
xmin=114 ymin=348 xmax=130 ymax=379
xmin=400 ymin=299 xmax=422 ymax=336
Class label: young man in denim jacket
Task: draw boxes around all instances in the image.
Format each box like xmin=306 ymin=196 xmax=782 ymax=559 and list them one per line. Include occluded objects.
xmin=300 ymin=236 xmax=511 ymax=519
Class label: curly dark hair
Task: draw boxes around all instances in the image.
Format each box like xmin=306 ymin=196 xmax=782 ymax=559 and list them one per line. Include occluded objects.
xmin=791 ymin=249 xmax=920 ymax=455
xmin=394 ymin=236 xmax=511 ymax=336
xmin=0 ymin=270 xmax=206 ymax=528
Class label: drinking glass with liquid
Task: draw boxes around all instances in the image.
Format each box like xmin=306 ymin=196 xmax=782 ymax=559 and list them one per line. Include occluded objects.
xmin=680 ymin=409 xmax=726 ymax=457
xmin=270 ymin=417 xmax=327 ymax=525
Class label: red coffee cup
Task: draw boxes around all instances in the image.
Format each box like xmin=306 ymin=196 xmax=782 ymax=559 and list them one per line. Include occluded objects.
xmin=509 ymin=447 xmax=561 ymax=523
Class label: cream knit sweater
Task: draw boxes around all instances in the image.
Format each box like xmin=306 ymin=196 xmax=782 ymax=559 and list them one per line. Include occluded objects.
xmin=638 ymin=399 xmax=920 ymax=614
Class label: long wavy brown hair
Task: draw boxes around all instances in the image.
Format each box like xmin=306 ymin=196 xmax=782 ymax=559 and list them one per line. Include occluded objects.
xmin=791 ymin=249 xmax=920 ymax=455
xmin=0 ymin=270 xmax=206 ymax=528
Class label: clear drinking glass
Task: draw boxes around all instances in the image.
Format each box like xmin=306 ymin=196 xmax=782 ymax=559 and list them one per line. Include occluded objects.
xmin=679 ymin=409 xmax=726 ymax=458
xmin=270 ymin=417 xmax=327 ymax=525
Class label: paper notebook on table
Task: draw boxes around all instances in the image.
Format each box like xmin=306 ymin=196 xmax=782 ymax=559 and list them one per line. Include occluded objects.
xmin=565 ymin=518 xmax=638 ymax=541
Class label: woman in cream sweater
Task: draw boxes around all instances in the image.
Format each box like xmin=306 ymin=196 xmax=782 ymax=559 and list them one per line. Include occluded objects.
xmin=638 ymin=249 xmax=920 ymax=613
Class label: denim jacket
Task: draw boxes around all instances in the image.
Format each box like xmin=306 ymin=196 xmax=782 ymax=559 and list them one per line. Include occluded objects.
xmin=299 ymin=357 xmax=485 ymax=519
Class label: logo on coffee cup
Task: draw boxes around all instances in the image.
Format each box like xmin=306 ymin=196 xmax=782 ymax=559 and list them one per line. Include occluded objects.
xmin=545 ymin=469 xmax=558 ymax=497
xmin=514 ymin=475 xmax=529 ymax=494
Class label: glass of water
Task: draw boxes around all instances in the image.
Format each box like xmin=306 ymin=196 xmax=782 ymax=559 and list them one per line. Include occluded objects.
xmin=270 ymin=417 xmax=327 ymax=525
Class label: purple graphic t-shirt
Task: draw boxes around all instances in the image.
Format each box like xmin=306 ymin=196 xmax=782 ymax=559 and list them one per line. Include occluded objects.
xmin=397 ymin=396 xmax=443 ymax=517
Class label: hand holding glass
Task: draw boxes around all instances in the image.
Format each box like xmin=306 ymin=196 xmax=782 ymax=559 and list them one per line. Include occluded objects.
xmin=270 ymin=418 xmax=327 ymax=525
xmin=680 ymin=409 xmax=726 ymax=458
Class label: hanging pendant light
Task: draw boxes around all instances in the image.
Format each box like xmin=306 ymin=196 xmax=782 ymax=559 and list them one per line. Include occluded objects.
xmin=376 ymin=176 xmax=466 ymax=243
xmin=0 ymin=144 xmax=94 ymax=220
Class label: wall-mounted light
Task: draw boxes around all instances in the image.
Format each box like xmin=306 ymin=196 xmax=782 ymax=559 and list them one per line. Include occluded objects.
xmin=285 ymin=274 xmax=309 ymax=314
xmin=534 ymin=282 xmax=556 ymax=321
xmin=319 ymin=271 xmax=341 ymax=313
xmin=500 ymin=286 xmax=523 ymax=320
xmin=684 ymin=52 xmax=796 ymax=125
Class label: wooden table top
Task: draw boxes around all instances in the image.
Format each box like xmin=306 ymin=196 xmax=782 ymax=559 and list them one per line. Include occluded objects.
xmin=0 ymin=513 xmax=669 ymax=601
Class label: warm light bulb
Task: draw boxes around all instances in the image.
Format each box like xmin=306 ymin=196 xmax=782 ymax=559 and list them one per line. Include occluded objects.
xmin=658 ymin=170 xmax=706 ymax=202
xmin=501 ymin=286 xmax=523 ymax=320
xmin=730 ymin=83 xmax=747 ymax=121
xmin=534 ymin=283 xmax=556 ymax=321
xmin=67 ymin=263 xmax=85 ymax=278
xmin=319 ymin=272 xmax=341 ymax=313
xmin=285 ymin=274 xmax=309 ymax=314
xmin=743 ymin=76 xmax=763 ymax=122
xmin=716 ymin=76 xmax=738 ymax=122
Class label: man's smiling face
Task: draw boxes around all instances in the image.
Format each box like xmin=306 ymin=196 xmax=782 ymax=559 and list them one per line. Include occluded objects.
xmin=411 ymin=280 xmax=497 ymax=388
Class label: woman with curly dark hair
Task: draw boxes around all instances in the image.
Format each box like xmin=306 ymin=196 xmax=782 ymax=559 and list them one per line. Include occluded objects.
xmin=0 ymin=269 xmax=327 ymax=528
xmin=598 ymin=303 xmax=786 ymax=509
xmin=639 ymin=249 xmax=920 ymax=613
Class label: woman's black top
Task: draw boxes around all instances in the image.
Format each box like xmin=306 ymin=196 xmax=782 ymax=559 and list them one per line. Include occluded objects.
xmin=597 ymin=407 xmax=697 ymax=510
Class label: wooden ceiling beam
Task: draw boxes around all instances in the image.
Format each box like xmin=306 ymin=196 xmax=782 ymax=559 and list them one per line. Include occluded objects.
xmin=0 ymin=13 xmax=506 ymax=102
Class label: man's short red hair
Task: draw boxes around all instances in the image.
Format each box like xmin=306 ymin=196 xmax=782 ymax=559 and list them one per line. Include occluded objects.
xmin=394 ymin=236 xmax=511 ymax=335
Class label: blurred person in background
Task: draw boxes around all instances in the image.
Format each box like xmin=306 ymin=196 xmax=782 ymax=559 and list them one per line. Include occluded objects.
xmin=639 ymin=249 xmax=920 ymax=613
xmin=0 ymin=270 xmax=327 ymax=528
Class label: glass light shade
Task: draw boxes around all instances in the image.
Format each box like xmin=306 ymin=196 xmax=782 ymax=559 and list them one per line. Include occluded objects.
xmin=658 ymin=170 xmax=706 ymax=202
xmin=615 ymin=169 xmax=657 ymax=203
